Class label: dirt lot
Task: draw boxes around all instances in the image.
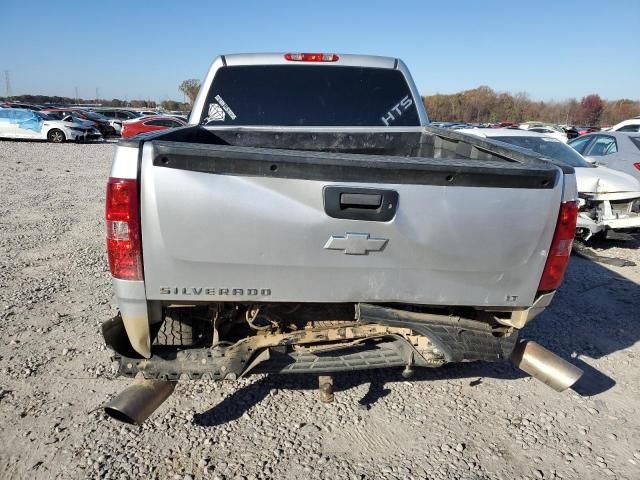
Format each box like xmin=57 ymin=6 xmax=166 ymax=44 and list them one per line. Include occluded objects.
xmin=0 ymin=140 xmax=639 ymax=480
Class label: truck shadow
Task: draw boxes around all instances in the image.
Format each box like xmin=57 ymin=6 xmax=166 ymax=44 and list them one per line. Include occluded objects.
xmin=193 ymin=247 xmax=638 ymax=427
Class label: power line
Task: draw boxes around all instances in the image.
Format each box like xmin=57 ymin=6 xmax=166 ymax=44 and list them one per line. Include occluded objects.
xmin=4 ymin=70 xmax=11 ymax=98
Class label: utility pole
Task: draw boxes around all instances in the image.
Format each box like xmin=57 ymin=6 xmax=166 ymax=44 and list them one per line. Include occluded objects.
xmin=96 ymin=87 xmax=99 ymax=104
xmin=4 ymin=70 xmax=11 ymax=98
xmin=75 ymin=86 xmax=79 ymax=105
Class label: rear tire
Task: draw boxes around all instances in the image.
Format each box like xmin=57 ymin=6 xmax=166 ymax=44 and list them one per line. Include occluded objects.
xmin=155 ymin=317 xmax=194 ymax=346
xmin=47 ymin=129 xmax=66 ymax=143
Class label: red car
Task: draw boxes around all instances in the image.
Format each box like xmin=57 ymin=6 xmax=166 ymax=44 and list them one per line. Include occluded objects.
xmin=121 ymin=115 xmax=187 ymax=138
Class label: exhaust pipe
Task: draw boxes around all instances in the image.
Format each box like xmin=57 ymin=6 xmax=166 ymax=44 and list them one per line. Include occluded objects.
xmin=104 ymin=378 xmax=176 ymax=424
xmin=511 ymin=340 xmax=583 ymax=392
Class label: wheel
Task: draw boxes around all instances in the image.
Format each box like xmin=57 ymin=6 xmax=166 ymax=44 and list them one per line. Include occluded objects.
xmin=152 ymin=307 xmax=213 ymax=347
xmin=47 ymin=129 xmax=66 ymax=143
xmin=154 ymin=316 xmax=194 ymax=346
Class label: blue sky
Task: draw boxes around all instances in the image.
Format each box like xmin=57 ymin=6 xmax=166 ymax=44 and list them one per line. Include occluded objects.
xmin=2 ymin=0 xmax=638 ymax=102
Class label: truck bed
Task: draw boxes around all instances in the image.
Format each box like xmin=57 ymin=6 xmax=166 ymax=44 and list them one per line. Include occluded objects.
xmin=122 ymin=125 xmax=569 ymax=308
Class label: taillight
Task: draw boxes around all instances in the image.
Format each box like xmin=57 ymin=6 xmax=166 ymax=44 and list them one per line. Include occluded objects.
xmin=538 ymin=201 xmax=578 ymax=293
xmin=106 ymin=178 xmax=143 ymax=280
xmin=284 ymin=53 xmax=339 ymax=62
xmin=633 ymin=162 xmax=640 ymax=171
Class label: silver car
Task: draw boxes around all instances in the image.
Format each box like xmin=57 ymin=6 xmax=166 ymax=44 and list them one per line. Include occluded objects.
xmin=569 ymin=131 xmax=640 ymax=183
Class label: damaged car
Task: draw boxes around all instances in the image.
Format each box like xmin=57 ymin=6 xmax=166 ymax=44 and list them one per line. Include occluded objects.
xmin=0 ymin=107 xmax=101 ymax=143
xmin=100 ymin=53 xmax=591 ymax=425
xmin=464 ymin=128 xmax=640 ymax=240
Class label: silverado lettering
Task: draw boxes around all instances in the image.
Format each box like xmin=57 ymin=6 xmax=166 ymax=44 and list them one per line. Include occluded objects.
xmin=159 ymin=287 xmax=271 ymax=296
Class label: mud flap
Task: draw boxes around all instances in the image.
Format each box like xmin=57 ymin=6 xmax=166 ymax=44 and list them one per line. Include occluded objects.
xmin=102 ymin=314 xmax=148 ymax=359
xmin=121 ymin=314 xmax=151 ymax=358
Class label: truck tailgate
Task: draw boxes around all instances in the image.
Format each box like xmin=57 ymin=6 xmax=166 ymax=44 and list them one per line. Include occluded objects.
xmin=140 ymin=140 xmax=563 ymax=308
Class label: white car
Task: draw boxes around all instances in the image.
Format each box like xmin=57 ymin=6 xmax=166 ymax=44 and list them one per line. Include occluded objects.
xmin=526 ymin=126 xmax=568 ymax=143
xmin=0 ymin=108 xmax=101 ymax=143
xmin=520 ymin=123 xmax=568 ymax=142
xmin=91 ymin=110 xmax=141 ymax=135
xmin=464 ymin=128 xmax=640 ymax=240
xmin=605 ymin=116 xmax=640 ymax=133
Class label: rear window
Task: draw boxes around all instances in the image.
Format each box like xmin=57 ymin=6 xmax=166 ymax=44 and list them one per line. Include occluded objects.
xmin=493 ymin=136 xmax=594 ymax=168
xmin=617 ymin=124 xmax=640 ymax=132
xmin=200 ymin=65 xmax=420 ymax=127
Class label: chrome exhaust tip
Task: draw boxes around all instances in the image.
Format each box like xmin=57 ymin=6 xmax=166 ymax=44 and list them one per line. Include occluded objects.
xmin=104 ymin=378 xmax=176 ymax=424
xmin=511 ymin=340 xmax=583 ymax=392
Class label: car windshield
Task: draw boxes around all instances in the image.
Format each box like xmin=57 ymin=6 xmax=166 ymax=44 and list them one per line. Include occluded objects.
xmin=48 ymin=112 xmax=73 ymax=121
xmin=493 ymin=135 xmax=594 ymax=168
xmin=201 ymin=65 xmax=420 ymax=126
xmin=34 ymin=111 xmax=53 ymax=120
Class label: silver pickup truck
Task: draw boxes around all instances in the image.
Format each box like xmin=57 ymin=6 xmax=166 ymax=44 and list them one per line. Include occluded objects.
xmin=102 ymin=53 xmax=583 ymax=424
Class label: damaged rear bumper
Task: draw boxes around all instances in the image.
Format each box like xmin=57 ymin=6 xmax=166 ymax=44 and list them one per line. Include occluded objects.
xmin=103 ymin=304 xmax=519 ymax=380
xmin=577 ymin=195 xmax=640 ymax=240
xmin=578 ymin=212 xmax=640 ymax=237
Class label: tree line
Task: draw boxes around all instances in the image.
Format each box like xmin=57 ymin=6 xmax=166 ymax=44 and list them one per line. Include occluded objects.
xmin=0 ymin=94 xmax=191 ymax=112
xmin=4 ymin=80 xmax=639 ymax=127
xmin=422 ymin=86 xmax=640 ymax=126
xmin=0 ymin=79 xmax=202 ymax=112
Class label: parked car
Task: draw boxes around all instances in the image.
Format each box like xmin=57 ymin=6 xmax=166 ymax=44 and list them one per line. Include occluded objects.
xmin=434 ymin=121 xmax=470 ymax=129
xmin=606 ymin=117 xmax=640 ymax=133
xmin=493 ymin=121 xmax=518 ymax=128
xmin=521 ymin=122 xmax=568 ymax=135
xmin=42 ymin=108 xmax=115 ymax=137
xmin=569 ymin=131 xmax=640 ymax=182
xmin=464 ymin=128 xmax=640 ymax=240
xmin=575 ymin=126 xmax=601 ymax=136
xmin=163 ymin=113 xmax=189 ymax=122
xmin=563 ymin=126 xmax=580 ymax=140
xmin=121 ymin=115 xmax=187 ymax=138
xmin=0 ymin=102 xmax=43 ymax=111
xmin=134 ymin=110 xmax=159 ymax=117
xmin=44 ymin=111 xmax=95 ymax=129
xmin=91 ymin=109 xmax=140 ymax=135
xmin=101 ymin=52 xmax=583 ymax=425
xmin=0 ymin=102 xmax=44 ymax=112
xmin=526 ymin=126 xmax=568 ymax=143
xmin=0 ymin=108 xmax=101 ymax=143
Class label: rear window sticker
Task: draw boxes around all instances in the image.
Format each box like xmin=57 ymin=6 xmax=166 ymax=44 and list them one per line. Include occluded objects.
xmin=205 ymin=103 xmax=225 ymax=122
xmin=214 ymin=94 xmax=237 ymax=120
xmin=381 ymin=95 xmax=413 ymax=126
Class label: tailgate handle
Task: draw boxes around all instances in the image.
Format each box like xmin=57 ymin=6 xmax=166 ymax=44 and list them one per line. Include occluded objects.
xmin=340 ymin=193 xmax=382 ymax=209
xmin=324 ymin=186 xmax=398 ymax=222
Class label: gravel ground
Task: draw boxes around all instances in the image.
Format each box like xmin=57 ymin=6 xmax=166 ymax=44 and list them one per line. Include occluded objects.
xmin=0 ymin=140 xmax=639 ymax=480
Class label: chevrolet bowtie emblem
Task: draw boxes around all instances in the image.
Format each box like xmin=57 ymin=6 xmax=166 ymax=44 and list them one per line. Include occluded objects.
xmin=324 ymin=233 xmax=388 ymax=255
